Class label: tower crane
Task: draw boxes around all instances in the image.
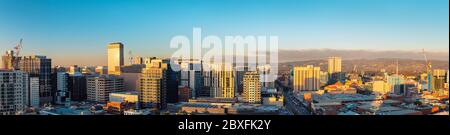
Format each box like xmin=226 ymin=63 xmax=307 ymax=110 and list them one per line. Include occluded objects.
xmin=421 ymin=49 xmax=432 ymax=92
xmin=12 ymin=39 xmax=23 ymax=70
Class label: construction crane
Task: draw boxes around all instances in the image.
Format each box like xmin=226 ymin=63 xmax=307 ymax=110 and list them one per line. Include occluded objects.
xmin=12 ymin=39 xmax=23 ymax=70
xmin=421 ymin=49 xmax=432 ymax=92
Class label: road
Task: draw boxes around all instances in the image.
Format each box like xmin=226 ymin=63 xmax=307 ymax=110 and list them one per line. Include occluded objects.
xmin=276 ymin=80 xmax=312 ymax=115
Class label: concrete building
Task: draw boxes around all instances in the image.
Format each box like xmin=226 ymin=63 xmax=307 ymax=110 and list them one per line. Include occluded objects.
xmin=387 ymin=75 xmax=404 ymax=94
xmin=29 ymin=77 xmax=40 ymax=107
xmin=243 ymin=72 xmax=261 ymax=103
xmin=68 ymin=74 xmax=87 ymax=101
xmin=293 ymin=65 xmax=320 ymax=91
xmin=210 ymin=64 xmax=234 ymax=98
xmin=87 ymin=75 xmax=124 ymax=103
xmin=372 ymin=80 xmax=391 ymax=94
xmin=328 ymin=56 xmax=342 ymax=74
xmin=107 ymin=42 xmax=124 ymax=75
xmin=139 ymin=59 xmax=167 ymax=109
xmin=0 ymin=70 xmax=27 ymax=115
xmin=432 ymin=69 xmax=447 ymax=91
xmin=18 ymin=55 xmax=52 ymax=104
xmin=1 ymin=50 xmax=14 ymax=70
xmin=258 ymin=65 xmax=275 ymax=88
xmin=55 ymin=72 xmax=69 ymax=105
xmin=177 ymin=59 xmax=203 ymax=98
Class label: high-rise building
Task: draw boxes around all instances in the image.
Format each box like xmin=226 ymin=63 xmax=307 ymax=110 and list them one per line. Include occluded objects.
xmin=319 ymin=71 xmax=329 ymax=86
xmin=18 ymin=55 xmax=52 ymax=104
xmin=107 ymin=42 xmax=124 ymax=75
xmin=1 ymin=50 xmax=14 ymax=70
xmin=201 ymin=70 xmax=212 ymax=97
xmin=328 ymin=56 xmax=342 ymax=74
xmin=431 ymin=69 xmax=447 ymax=91
xmin=0 ymin=70 xmax=28 ymax=115
xmin=177 ymin=59 xmax=202 ymax=98
xmin=210 ymin=64 xmax=234 ymax=98
xmin=234 ymin=66 xmax=248 ymax=95
xmin=29 ymin=77 xmax=40 ymax=107
xmin=87 ymin=75 xmax=124 ymax=103
xmin=258 ymin=65 xmax=275 ymax=88
xmin=163 ymin=59 xmax=179 ymax=103
xmin=328 ymin=56 xmax=343 ymax=84
xmin=372 ymin=80 xmax=391 ymax=94
xmin=68 ymin=74 xmax=87 ymax=101
xmin=55 ymin=72 xmax=69 ymax=105
xmin=387 ymin=75 xmax=404 ymax=94
xmin=243 ymin=72 xmax=261 ymax=103
xmin=139 ymin=59 xmax=167 ymax=109
xmin=293 ymin=65 xmax=320 ymax=91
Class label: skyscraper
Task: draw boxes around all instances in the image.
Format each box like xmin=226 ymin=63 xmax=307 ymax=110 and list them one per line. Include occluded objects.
xmin=29 ymin=77 xmax=40 ymax=107
xmin=18 ymin=55 xmax=52 ymax=104
xmin=243 ymin=72 xmax=261 ymax=103
xmin=139 ymin=59 xmax=167 ymax=109
xmin=431 ymin=69 xmax=447 ymax=91
xmin=108 ymin=42 xmax=124 ymax=75
xmin=177 ymin=59 xmax=202 ymax=98
xmin=293 ymin=65 xmax=320 ymax=91
xmin=210 ymin=64 xmax=234 ymax=98
xmin=68 ymin=74 xmax=87 ymax=101
xmin=55 ymin=72 xmax=69 ymax=105
xmin=387 ymin=75 xmax=404 ymax=94
xmin=87 ymin=75 xmax=124 ymax=103
xmin=1 ymin=50 xmax=14 ymax=70
xmin=0 ymin=70 xmax=28 ymax=115
xmin=163 ymin=58 xmax=179 ymax=103
xmin=328 ymin=56 xmax=342 ymax=74
xmin=258 ymin=65 xmax=275 ymax=88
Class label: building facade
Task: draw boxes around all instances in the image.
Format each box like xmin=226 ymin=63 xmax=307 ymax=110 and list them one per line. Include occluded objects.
xmin=243 ymin=72 xmax=261 ymax=103
xmin=0 ymin=70 xmax=27 ymax=115
xmin=87 ymin=75 xmax=124 ymax=103
xmin=55 ymin=72 xmax=69 ymax=105
xmin=107 ymin=42 xmax=124 ymax=75
xmin=18 ymin=55 xmax=52 ymax=104
xmin=293 ymin=65 xmax=320 ymax=91
xmin=327 ymin=56 xmax=342 ymax=74
xmin=139 ymin=59 xmax=167 ymax=109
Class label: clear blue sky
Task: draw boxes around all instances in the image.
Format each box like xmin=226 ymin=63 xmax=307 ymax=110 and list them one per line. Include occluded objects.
xmin=0 ymin=0 xmax=448 ymax=66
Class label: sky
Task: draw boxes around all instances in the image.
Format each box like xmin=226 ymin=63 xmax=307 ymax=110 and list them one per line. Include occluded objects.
xmin=0 ymin=0 xmax=448 ymax=66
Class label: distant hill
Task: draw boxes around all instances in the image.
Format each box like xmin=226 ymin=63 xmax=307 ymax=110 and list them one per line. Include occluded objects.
xmin=279 ymin=49 xmax=449 ymax=62
xmin=279 ymin=58 xmax=449 ymax=75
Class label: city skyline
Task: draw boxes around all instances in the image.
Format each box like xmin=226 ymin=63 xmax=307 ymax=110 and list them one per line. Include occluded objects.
xmin=0 ymin=0 xmax=449 ymax=66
